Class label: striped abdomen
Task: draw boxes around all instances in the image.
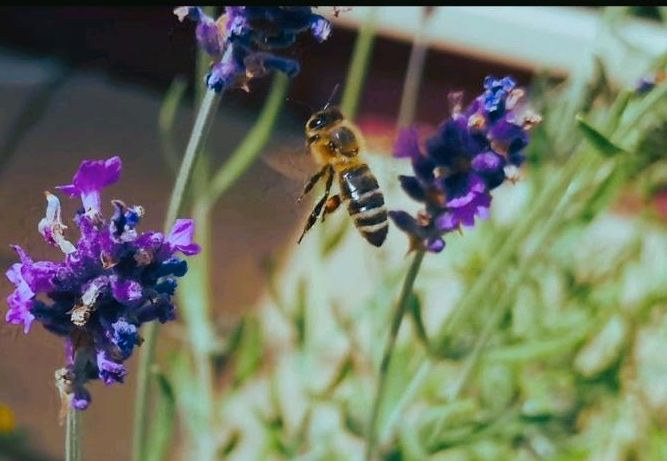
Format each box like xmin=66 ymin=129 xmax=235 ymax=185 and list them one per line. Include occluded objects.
xmin=339 ymin=165 xmax=388 ymax=247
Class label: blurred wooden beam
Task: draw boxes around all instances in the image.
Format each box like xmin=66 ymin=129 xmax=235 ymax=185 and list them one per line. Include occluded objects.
xmin=327 ymin=7 xmax=667 ymax=85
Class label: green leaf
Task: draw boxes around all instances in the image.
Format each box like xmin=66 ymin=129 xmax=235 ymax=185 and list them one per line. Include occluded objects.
xmin=233 ymin=315 xmax=263 ymax=385
xmin=341 ymin=402 xmax=365 ymax=438
xmin=259 ymin=254 xmax=288 ymax=317
xmin=317 ymin=353 xmax=354 ymax=398
xmin=604 ymin=89 xmax=632 ymax=133
xmin=576 ymin=114 xmax=626 ymax=157
xmin=408 ymin=293 xmax=431 ymax=353
xmin=144 ymin=370 xmax=177 ymax=461
xmin=217 ymin=430 xmax=240 ymax=458
xmin=320 ymin=215 xmax=350 ymax=258
xmin=293 ymin=277 xmax=308 ymax=347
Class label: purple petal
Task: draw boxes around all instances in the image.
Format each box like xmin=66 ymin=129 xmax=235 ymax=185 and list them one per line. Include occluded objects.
xmin=5 ymin=263 xmax=36 ymax=334
xmin=137 ymin=298 xmax=176 ymax=324
xmin=434 ymin=212 xmax=458 ymax=233
xmin=110 ymin=319 xmax=139 ymax=358
xmin=72 ymin=387 xmax=91 ymax=410
xmin=444 ymin=173 xmax=487 ymax=208
xmin=207 ymin=52 xmax=245 ymax=91
xmin=489 ymin=118 xmax=527 ymax=156
xmin=196 ymin=16 xmax=223 ymax=55
xmin=426 ymin=237 xmax=445 ymax=253
xmin=56 ymin=156 xmax=122 ymax=212
xmin=97 ymin=351 xmax=127 ymax=385
xmin=394 ymin=127 xmax=422 ymax=160
xmin=310 ymin=16 xmax=331 ymax=42
xmin=136 ymin=232 xmax=164 ymax=253
xmin=412 ymin=155 xmax=435 ymax=183
xmin=471 ymin=151 xmax=503 ymax=173
xmin=398 ymin=175 xmax=426 ymax=202
xmin=388 ymin=211 xmax=422 ymax=237
xmin=224 ymin=7 xmax=249 ymax=35
xmin=12 ymin=246 xmax=58 ymax=293
xmin=472 ymin=151 xmax=507 ymax=189
xmin=438 ymin=191 xmax=492 ymax=230
xmin=111 ymin=276 xmax=143 ymax=306
xmin=166 ymin=219 xmax=201 ymax=256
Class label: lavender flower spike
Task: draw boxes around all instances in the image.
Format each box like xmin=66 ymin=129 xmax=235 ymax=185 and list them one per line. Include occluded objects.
xmin=174 ymin=6 xmax=332 ymax=92
xmin=5 ymin=156 xmax=200 ymax=410
xmin=390 ymin=76 xmax=541 ymax=253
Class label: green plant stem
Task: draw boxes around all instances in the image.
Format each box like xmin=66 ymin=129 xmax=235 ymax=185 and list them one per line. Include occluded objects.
xmin=340 ymin=7 xmax=379 ymax=119
xmin=365 ymin=250 xmax=425 ymax=461
xmin=180 ymin=197 xmax=217 ymax=461
xmin=396 ymin=7 xmax=431 ymax=128
xmin=0 ymin=68 xmax=69 ymax=177
xmin=65 ymin=407 xmax=81 ymax=461
xmin=132 ymin=87 xmax=222 ymax=461
xmin=158 ymin=76 xmax=188 ymax=174
xmin=206 ymin=73 xmax=289 ymax=204
xmin=165 ymin=89 xmax=223 ymax=229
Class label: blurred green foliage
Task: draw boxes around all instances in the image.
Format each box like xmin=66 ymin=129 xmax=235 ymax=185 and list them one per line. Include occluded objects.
xmin=160 ymin=7 xmax=667 ymax=461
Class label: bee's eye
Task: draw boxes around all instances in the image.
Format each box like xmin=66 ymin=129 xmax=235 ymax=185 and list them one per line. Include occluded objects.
xmin=308 ymin=117 xmax=324 ymax=131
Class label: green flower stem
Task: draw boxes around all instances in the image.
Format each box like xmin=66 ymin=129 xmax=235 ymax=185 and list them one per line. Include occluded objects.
xmin=365 ymin=249 xmax=426 ymax=461
xmin=65 ymin=407 xmax=81 ymax=461
xmin=162 ymin=73 xmax=288 ymax=460
xmin=205 ymin=73 xmax=289 ymax=205
xmin=380 ymin=359 xmax=432 ymax=443
xmin=164 ymin=89 xmax=223 ymax=229
xmin=179 ymin=197 xmax=217 ymax=461
xmin=340 ymin=7 xmax=379 ymax=119
xmin=132 ymin=87 xmax=222 ymax=461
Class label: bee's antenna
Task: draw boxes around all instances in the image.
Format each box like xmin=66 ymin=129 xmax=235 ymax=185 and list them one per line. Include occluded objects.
xmin=286 ymin=97 xmax=315 ymax=117
xmin=322 ymin=83 xmax=341 ymax=110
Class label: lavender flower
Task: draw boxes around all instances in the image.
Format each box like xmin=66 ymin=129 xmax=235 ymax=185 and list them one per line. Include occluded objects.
xmin=635 ymin=70 xmax=665 ymax=95
xmin=5 ymin=156 xmax=200 ymax=410
xmin=174 ymin=6 xmax=332 ymax=92
xmin=390 ymin=76 xmax=541 ymax=253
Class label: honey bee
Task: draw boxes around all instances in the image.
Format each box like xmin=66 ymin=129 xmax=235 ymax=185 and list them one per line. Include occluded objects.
xmin=297 ymin=92 xmax=388 ymax=247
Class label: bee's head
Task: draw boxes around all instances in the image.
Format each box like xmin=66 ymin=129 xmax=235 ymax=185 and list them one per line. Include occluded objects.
xmin=305 ymin=106 xmax=344 ymax=135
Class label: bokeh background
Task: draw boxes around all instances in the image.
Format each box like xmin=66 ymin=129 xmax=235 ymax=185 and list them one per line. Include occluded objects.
xmin=1 ymin=6 xmax=667 ymax=461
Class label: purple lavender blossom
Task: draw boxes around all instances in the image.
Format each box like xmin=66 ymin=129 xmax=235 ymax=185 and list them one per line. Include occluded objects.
xmin=635 ymin=70 xmax=665 ymax=95
xmin=390 ymin=76 xmax=541 ymax=253
xmin=174 ymin=6 xmax=332 ymax=92
xmin=5 ymin=156 xmax=200 ymax=410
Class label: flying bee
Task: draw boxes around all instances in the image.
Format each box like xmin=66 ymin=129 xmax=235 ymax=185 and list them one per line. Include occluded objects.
xmin=296 ymin=89 xmax=389 ymax=247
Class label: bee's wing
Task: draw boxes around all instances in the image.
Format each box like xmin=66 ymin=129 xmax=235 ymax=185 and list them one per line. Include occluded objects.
xmin=261 ymin=133 xmax=319 ymax=183
xmin=260 ymin=102 xmax=320 ymax=184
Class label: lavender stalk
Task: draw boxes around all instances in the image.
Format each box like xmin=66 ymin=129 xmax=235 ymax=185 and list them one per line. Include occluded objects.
xmin=365 ymin=250 xmax=425 ymax=461
xmin=65 ymin=407 xmax=80 ymax=461
xmin=133 ymin=87 xmax=221 ymax=461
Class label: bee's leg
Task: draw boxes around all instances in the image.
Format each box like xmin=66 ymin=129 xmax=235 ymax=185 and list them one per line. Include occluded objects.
xmin=297 ymin=165 xmax=328 ymax=203
xmin=298 ymin=167 xmax=334 ymax=244
xmin=321 ymin=195 xmax=341 ymax=223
